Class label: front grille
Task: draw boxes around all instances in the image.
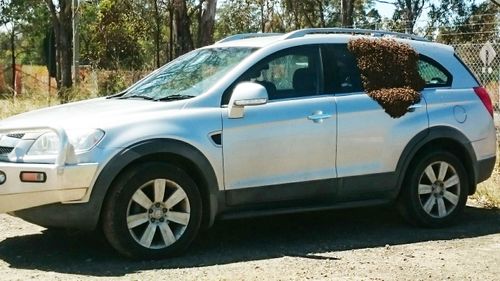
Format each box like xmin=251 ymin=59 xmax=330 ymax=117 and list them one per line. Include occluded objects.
xmin=0 ymin=146 xmax=14 ymax=155
xmin=7 ymin=133 xmax=25 ymax=139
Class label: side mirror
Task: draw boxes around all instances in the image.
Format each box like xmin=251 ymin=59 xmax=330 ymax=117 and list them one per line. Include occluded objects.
xmin=228 ymin=82 xmax=268 ymax=119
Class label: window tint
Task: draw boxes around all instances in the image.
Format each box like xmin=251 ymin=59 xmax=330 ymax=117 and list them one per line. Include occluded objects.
xmin=418 ymin=57 xmax=452 ymax=87
xmin=322 ymin=44 xmax=364 ymax=94
xmin=223 ymin=45 xmax=320 ymax=103
xmin=263 ymin=53 xmax=310 ymax=91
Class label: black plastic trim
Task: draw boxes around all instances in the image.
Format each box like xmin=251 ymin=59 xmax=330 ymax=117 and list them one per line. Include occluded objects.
xmin=337 ymin=172 xmax=396 ymax=202
xmin=476 ymin=156 xmax=496 ymax=184
xmin=219 ymin=198 xmax=390 ymax=221
xmin=225 ymin=179 xmax=338 ymax=206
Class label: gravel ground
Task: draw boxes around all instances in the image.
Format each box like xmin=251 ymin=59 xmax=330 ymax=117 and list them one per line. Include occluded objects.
xmin=0 ymin=205 xmax=499 ymax=281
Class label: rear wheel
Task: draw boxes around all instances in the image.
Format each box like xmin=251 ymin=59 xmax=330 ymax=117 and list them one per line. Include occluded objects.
xmin=102 ymin=162 xmax=202 ymax=259
xmin=398 ymin=150 xmax=469 ymax=227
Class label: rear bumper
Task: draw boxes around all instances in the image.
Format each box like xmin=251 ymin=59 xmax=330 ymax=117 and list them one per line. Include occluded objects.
xmin=476 ymin=156 xmax=496 ymax=184
xmin=0 ymin=162 xmax=98 ymax=213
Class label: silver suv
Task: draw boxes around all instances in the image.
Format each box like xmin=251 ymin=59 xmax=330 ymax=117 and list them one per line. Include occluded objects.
xmin=0 ymin=28 xmax=496 ymax=259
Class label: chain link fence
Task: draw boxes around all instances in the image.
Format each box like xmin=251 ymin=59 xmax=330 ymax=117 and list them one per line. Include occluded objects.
xmin=453 ymin=42 xmax=500 ymax=127
xmin=0 ymin=65 xmax=148 ymax=99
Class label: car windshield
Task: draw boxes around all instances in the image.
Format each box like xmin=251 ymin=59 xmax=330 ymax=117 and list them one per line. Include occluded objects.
xmin=121 ymin=47 xmax=256 ymax=101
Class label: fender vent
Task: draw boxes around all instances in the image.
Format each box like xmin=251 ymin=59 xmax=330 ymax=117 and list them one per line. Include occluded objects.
xmin=210 ymin=133 xmax=222 ymax=146
xmin=0 ymin=146 xmax=14 ymax=155
xmin=7 ymin=133 xmax=24 ymax=139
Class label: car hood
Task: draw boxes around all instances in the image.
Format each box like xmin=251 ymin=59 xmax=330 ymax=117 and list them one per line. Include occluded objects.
xmin=0 ymin=97 xmax=186 ymax=130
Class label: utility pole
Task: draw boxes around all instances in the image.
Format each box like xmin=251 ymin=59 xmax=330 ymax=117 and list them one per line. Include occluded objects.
xmin=72 ymin=0 xmax=80 ymax=85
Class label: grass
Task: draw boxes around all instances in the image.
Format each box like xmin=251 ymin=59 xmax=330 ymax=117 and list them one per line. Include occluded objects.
xmin=0 ymin=87 xmax=96 ymax=120
xmin=1 ymin=93 xmax=499 ymax=208
xmin=0 ymin=94 xmax=54 ymax=119
xmin=471 ymin=147 xmax=500 ymax=208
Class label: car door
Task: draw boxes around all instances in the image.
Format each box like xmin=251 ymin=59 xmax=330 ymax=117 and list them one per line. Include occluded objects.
xmin=221 ymin=45 xmax=338 ymax=205
xmin=322 ymin=44 xmax=429 ymax=201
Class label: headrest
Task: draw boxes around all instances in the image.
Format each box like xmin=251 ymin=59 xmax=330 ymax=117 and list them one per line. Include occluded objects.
xmin=293 ymin=68 xmax=316 ymax=93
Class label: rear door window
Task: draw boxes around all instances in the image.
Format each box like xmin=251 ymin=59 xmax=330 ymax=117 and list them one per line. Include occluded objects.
xmin=322 ymin=44 xmax=364 ymax=94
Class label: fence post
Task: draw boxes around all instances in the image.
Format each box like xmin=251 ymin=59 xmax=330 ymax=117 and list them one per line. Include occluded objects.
xmin=15 ymin=65 xmax=22 ymax=96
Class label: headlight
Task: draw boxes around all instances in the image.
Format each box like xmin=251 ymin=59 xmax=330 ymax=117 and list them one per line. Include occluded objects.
xmin=27 ymin=129 xmax=105 ymax=156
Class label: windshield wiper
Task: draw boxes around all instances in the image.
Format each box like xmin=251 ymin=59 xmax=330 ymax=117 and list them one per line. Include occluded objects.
xmin=106 ymin=90 xmax=128 ymax=99
xmin=154 ymin=94 xmax=195 ymax=101
xmin=118 ymin=94 xmax=155 ymax=100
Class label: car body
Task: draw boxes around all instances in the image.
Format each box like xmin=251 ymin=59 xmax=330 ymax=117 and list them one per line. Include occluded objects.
xmin=0 ymin=28 xmax=496 ymax=258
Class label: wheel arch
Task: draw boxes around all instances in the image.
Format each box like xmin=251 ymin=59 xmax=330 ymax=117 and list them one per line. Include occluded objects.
xmin=395 ymin=126 xmax=477 ymax=198
xmin=93 ymin=138 xmax=220 ymax=231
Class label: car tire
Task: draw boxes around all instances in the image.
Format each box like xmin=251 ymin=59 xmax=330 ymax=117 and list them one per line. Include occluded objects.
xmin=102 ymin=162 xmax=202 ymax=259
xmin=398 ymin=150 xmax=469 ymax=227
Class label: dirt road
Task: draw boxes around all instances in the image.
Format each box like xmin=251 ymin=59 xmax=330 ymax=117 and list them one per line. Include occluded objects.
xmin=0 ymin=205 xmax=499 ymax=280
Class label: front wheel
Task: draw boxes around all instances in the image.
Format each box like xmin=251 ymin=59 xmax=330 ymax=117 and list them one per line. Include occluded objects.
xmin=398 ymin=150 xmax=469 ymax=227
xmin=102 ymin=162 xmax=202 ymax=259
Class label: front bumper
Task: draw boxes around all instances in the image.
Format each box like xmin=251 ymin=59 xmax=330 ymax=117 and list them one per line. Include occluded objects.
xmin=0 ymin=126 xmax=99 ymax=213
xmin=0 ymin=162 xmax=98 ymax=213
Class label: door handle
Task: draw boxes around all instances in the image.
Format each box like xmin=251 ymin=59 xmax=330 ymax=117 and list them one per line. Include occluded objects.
xmin=407 ymin=104 xmax=423 ymax=112
xmin=308 ymin=111 xmax=332 ymax=123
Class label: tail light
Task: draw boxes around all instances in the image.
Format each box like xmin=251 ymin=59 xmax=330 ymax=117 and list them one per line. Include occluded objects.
xmin=473 ymin=87 xmax=494 ymax=117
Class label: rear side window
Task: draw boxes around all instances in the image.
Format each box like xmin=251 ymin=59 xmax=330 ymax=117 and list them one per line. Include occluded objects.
xmin=322 ymin=44 xmax=364 ymax=94
xmin=322 ymin=45 xmax=453 ymax=92
xmin=417 ymin=56 xmax=452 ymax=87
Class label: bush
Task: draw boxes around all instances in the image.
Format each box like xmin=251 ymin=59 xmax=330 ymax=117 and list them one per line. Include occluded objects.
xmin=347 ymin=38 xmax=425 ymax=118
xmin=98 ymin=71 xmax=127 ymax=96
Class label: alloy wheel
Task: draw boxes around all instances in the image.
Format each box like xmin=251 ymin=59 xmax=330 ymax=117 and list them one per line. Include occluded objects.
xmin=126 ymin=179 xmax=191 ymax=249
xmin=417 ymin=161 xmax=461 ymax=218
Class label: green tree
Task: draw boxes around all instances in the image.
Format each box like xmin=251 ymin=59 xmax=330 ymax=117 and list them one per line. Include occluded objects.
xmin=90 ymin=0 xmax=148 ymax=70
xmin=428 ymin=0 xmax=499 ymax=44
xmin=0 ymin=0 xmax=48 ymax=94
xmin=377 ymin=0 xmax=428 ymax=33
xmin=215 ymin=0 xmax=262 ymax=39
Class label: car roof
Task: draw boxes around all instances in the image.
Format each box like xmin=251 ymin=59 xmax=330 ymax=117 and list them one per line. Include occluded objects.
xmin=211 ymin=28 xmax=454 ymax=54
xmin=214 ymin=35 xmax=284 ymax=48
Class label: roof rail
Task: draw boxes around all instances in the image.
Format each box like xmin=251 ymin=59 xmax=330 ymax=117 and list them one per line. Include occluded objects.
xmin=216 ymin=33 xmax=283 ymax=44
xmin=282 ymin=28 xmax=429 ymax=42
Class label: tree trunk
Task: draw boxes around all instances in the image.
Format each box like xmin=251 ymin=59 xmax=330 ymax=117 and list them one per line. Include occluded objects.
xmin=10 ymin=26 xmax=16 ymax=96
xmin=168 ymin=2 xmax=174 ymax=61
xmin=199 ymin=0 xmax=217 ymax=46
xmin=316 ymin=0 xmax=325 ymax=28
xmin=45 ymin=0 xmax=73 ymax=102
xmin=55 ymin=28 xmax=61 ymax=90
xmin=259 ymin=1 xmax=264 ymax=32
xmin=341 ymin=0 xmax=354 ymax=28
xmin=404 ymin=0 xmax=413 ymax=33
xmin=173 ymin=0 xmax=194 ymax=57
xmin=153 ymin=0 xmax=161 ymax=67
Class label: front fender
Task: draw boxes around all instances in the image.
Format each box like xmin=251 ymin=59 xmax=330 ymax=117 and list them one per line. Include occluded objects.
xmin=14 ymin=138 xmax=220 ymax=230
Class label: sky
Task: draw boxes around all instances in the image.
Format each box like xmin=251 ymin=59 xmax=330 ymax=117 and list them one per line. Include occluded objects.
xmin=374 ymin=1 xmax=396 ymax=18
